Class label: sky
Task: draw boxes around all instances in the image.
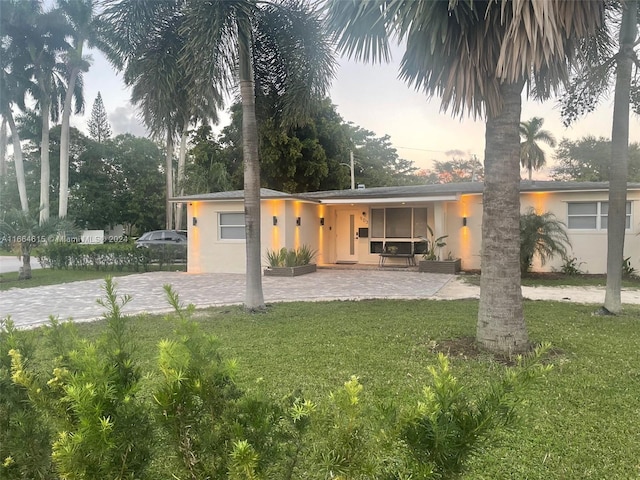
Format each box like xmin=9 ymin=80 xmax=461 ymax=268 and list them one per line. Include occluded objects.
xmin=73 ymin=45 xmax=640 ymax=180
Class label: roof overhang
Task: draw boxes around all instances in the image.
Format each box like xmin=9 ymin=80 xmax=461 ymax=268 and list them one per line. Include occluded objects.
xmin=318 ymin=195 xmax=460 ymax=204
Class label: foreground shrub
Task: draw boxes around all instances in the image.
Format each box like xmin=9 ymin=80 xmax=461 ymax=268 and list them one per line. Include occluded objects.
xmin=2 ymin=281 xmax=552 ymax=479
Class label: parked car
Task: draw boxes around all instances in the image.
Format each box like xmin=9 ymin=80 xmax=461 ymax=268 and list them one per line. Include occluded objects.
xmin=135 ymin=230 xmax=187 ymax=261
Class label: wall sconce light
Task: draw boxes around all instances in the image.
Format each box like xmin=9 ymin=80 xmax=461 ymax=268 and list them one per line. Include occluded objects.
xmin=320 ymin=217 xmax=325 ymax=226
xmin=296 ymin=217 xmax=301 ymax=226
xmin=272 ymin=216 xmax=278 ymax=226
xmin=462 ymin=216 xmax=467 ymax=227
xmin=192 ymin=217 xmax=197 ymax=226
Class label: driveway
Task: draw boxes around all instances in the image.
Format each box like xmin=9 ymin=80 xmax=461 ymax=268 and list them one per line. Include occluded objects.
xmin=0 ymin=269 xmax=453 ymax=329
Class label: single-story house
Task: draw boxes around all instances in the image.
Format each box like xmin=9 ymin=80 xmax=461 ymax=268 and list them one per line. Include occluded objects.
xmin=174 ymin=181 xmax=640 ymax=275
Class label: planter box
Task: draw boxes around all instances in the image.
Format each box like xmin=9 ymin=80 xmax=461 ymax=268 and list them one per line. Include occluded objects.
xmin=419 ymin=258 xmax=461 ymax=274
xmin=263 ymin=264 xmax=317 ymax=277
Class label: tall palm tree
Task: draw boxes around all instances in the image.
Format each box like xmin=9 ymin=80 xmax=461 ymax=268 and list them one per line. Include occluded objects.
xmin=560 ymin=0 xmax=638 ymax=313
xmin=57 ymin=0 xmax=110 ymax=219
xmin=100 ymin=0 xmax=223 ymax=231
xmin=182 ymin=0 xmax=334 ymax=310
xmin=328 ymin=0 xmax=603 ymax=354
xmin=0 ymin=0 xmax=39 ymax=213
xmin=519 ymin=117 xmax=556 ymax=181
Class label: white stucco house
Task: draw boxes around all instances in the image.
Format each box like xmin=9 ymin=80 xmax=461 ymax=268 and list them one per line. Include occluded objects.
xmin=174 ymin=181 xmax=640 ymax=275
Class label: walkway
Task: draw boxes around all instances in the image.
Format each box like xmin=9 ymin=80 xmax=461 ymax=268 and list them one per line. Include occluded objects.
xmin=0 ymin=269 xmax=453 ymax=329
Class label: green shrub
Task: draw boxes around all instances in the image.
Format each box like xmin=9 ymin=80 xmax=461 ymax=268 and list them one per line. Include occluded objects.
xmin=520 ymin=208 xmax=571 ymax=274
xmin=8 ymin=278 xmax=153 ymax=480
xmin=265 ymin=245 xmax=317 ymax=267
xmin=35 ymin=242 xmax=157 ymax=271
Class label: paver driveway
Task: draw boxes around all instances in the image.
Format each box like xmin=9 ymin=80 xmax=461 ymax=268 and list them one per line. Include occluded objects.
xmin=0 ymin=269 xmax=454 ymax=329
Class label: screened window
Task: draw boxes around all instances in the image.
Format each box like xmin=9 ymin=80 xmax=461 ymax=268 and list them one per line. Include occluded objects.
xmin=219 ymin=212 xmax=245 ymax=240
xmin=372 ymin=207 xmax=428 ymax=239
xmin=567 ymin=202 xmax=630 ymax=230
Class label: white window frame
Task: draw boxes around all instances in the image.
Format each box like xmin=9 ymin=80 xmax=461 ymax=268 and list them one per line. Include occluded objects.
xmin=567 ymin=201 xmax=631 ymax=231
xmin=218 ymin=212 xmax=245 ymax=241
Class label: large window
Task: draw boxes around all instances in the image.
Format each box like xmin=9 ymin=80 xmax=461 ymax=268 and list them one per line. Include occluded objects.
xmin=370 ymin=207 xmax=428 ymax=252
xmin=567 ymin=202 xmax=631 ymax=230
xmin=219 ymin=212 xmax=245 ymax=240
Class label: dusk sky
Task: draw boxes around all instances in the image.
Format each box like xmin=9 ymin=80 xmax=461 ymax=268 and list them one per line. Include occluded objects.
xmin=74 ymin=45 xmax=640 ymax=179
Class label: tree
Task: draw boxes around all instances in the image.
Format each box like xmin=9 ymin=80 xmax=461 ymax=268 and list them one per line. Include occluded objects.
xmin=178 ymin=0 xmax=335 ymax=310
xmin=423 ymin=155 xmax=484 ymax=184
xmin=87 ymin=92 xmax=112 ymax=143
xmin=519 ymin=117 xmax=556 ymax=181
xmin=519 ymin=208 xmax=571 ymax=274
xmin=0 ymin=0 xmax=39 ymax=213
xmin=561 ymin=0 xmax=639 ymax=313
xmin=551 ymin=137 xmax=640 ymax=182
xmin=328 ymin=0 xmax=604 ymax=354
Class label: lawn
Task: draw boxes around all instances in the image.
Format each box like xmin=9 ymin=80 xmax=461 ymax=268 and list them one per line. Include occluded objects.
xmin=15 ymin=296 xmax=640 ymax=479
xmin=0 ymin=264 xmax=186 ymax=291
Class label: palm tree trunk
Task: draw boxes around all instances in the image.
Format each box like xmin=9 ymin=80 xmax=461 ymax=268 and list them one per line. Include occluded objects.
xmin=18 ymin=241 xmax=32 ymax=280
xmin=39 ymin=94 xmax=51 ymax=225
xmin=604 ymin=0 xmax=637 ymax=314
xmin=5 ymin=111 xmax=28 ymax=212
xmin=0 ymin=117 xmax=6 ymax=178
xmin=238 ymin=18 xmax=265 ymax=311
xmin=175 ymin=121 xmax=188 ymax=230
xmin=477 ymin=80 xmax=529 ymax=354
xmin=59 ymin=66 xmax=80 ymax=218
xmin=165 ymin=130 xmax=174 ymax=230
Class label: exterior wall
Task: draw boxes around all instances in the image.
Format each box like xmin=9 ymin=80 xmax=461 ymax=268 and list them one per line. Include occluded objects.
xmin=520 ymin=190 xmax=640 ymax=274
xmin=187 ymin=199 xmax=323 ymax=274
xmin=186 ymin=200 xmax=247 ymax=273
xmin=187 ymin=188 xmax=640 ymax=275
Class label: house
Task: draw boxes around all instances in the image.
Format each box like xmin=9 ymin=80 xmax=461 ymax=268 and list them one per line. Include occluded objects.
xmin=175 ymin=181 xmax=640 ymax=275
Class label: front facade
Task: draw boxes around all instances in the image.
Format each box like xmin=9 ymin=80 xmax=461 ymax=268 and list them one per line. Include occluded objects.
xmin=176 ymin=182 xmax=640 ymax=275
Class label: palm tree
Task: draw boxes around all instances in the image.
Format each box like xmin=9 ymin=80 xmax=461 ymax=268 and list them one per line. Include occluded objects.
xmin=0 ymin=0 xmax=38 ymax=213
xmin=101 ymin=0 xmax=334 ymax=309
xmin=519 ymin=208 xmax=571 ymax=274
xmin=328 ymin=0 xmax=604 ymax=354
xmin=560 ymin=1 xmax=638 ymax=313
xmin=57 ymin=0 xmax=110 ymax=219
xmin=519 ymin=117 xmax=556 ymax=181
xmin=181 ymin=1 xmax=335 ymax=310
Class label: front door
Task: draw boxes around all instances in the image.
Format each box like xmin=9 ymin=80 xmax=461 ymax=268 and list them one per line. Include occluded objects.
xmin=336 ymin=210 xmax=359 ymax=263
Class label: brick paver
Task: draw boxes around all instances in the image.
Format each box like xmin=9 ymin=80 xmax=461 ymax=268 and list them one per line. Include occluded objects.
xmin=0 ymin=269 xmax=453 ymax=329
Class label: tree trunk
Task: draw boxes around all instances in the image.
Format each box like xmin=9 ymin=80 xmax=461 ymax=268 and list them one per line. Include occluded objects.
xmin=604 ymin=0 xmax=637 ymax=314
xmin=6 ymin=111 xmax=29 ymax=212
xmin=477 ymin=80 xmax=529 ymax=354
xmin=238 ymin=18 xmax=265 ymax=311
xmin=59 ymin=66 xmax=80 ymax=218
xmin=0 ymin=117 xmax=6 ymax=178
xmin=175 ymin=121 xmax=188 ymax=230
xmin=18 ymin=242 xmax=32 ymax=280
xmin=39 ymin=94 xmax=51 ymax=225
xmin=165 ymin=130 xmax=174 ymax=230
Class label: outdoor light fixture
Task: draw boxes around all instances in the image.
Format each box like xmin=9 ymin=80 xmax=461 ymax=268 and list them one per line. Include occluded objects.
xmin=192 ymin=217 xmax=197 ymax=226
xmin=320 ymin=217 xmax=325 ymax=226
xmin=296 ymin=217 xmax=301 ymax=226
xmin=462 ymin=217 xmax=467 ymax=227
xmin=272 ymin=216 xmax=278 ymax=226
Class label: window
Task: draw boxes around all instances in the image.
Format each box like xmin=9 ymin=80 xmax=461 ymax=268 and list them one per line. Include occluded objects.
xmin=567 ymin=202 xmax=631 ymax=230
xmin=370 ymin=207 xmax=428 ymax=252
xmin=219 ymin=212 xmax=245 ymax=240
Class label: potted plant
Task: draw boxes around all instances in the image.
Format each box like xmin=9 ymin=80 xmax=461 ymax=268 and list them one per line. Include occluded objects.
xmin=264 ymin=245 xmax=317 ymax=277
xmin=418 ymin=226 xmax=461 ymax=274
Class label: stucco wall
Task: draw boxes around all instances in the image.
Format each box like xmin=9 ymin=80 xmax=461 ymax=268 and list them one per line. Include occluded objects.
xmin=186 ymin=199 xmax=323 ymax=274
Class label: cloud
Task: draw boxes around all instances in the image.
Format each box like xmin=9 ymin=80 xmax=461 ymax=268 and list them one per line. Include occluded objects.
xmin=109 ymin=106 xmax=149 ymax=138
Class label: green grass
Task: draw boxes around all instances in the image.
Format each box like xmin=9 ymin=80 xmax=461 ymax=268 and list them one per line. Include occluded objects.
xmin=0 ymin=264 xmax=186 ymax=290
xmin=20 ymin=297 xmax=640 ymax=479
xmin=461 ymin=272 xmax=640 ymax=289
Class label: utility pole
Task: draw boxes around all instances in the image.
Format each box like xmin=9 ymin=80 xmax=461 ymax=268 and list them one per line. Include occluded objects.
xmin=350 ymin=150 xmax=355 ymax=190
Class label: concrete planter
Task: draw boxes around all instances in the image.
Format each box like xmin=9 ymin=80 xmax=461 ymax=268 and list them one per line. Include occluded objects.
xmin=418 ymin=258 xmax=461 ymax=274
xmin=263 ymin=264 xmax=317 ymax=277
